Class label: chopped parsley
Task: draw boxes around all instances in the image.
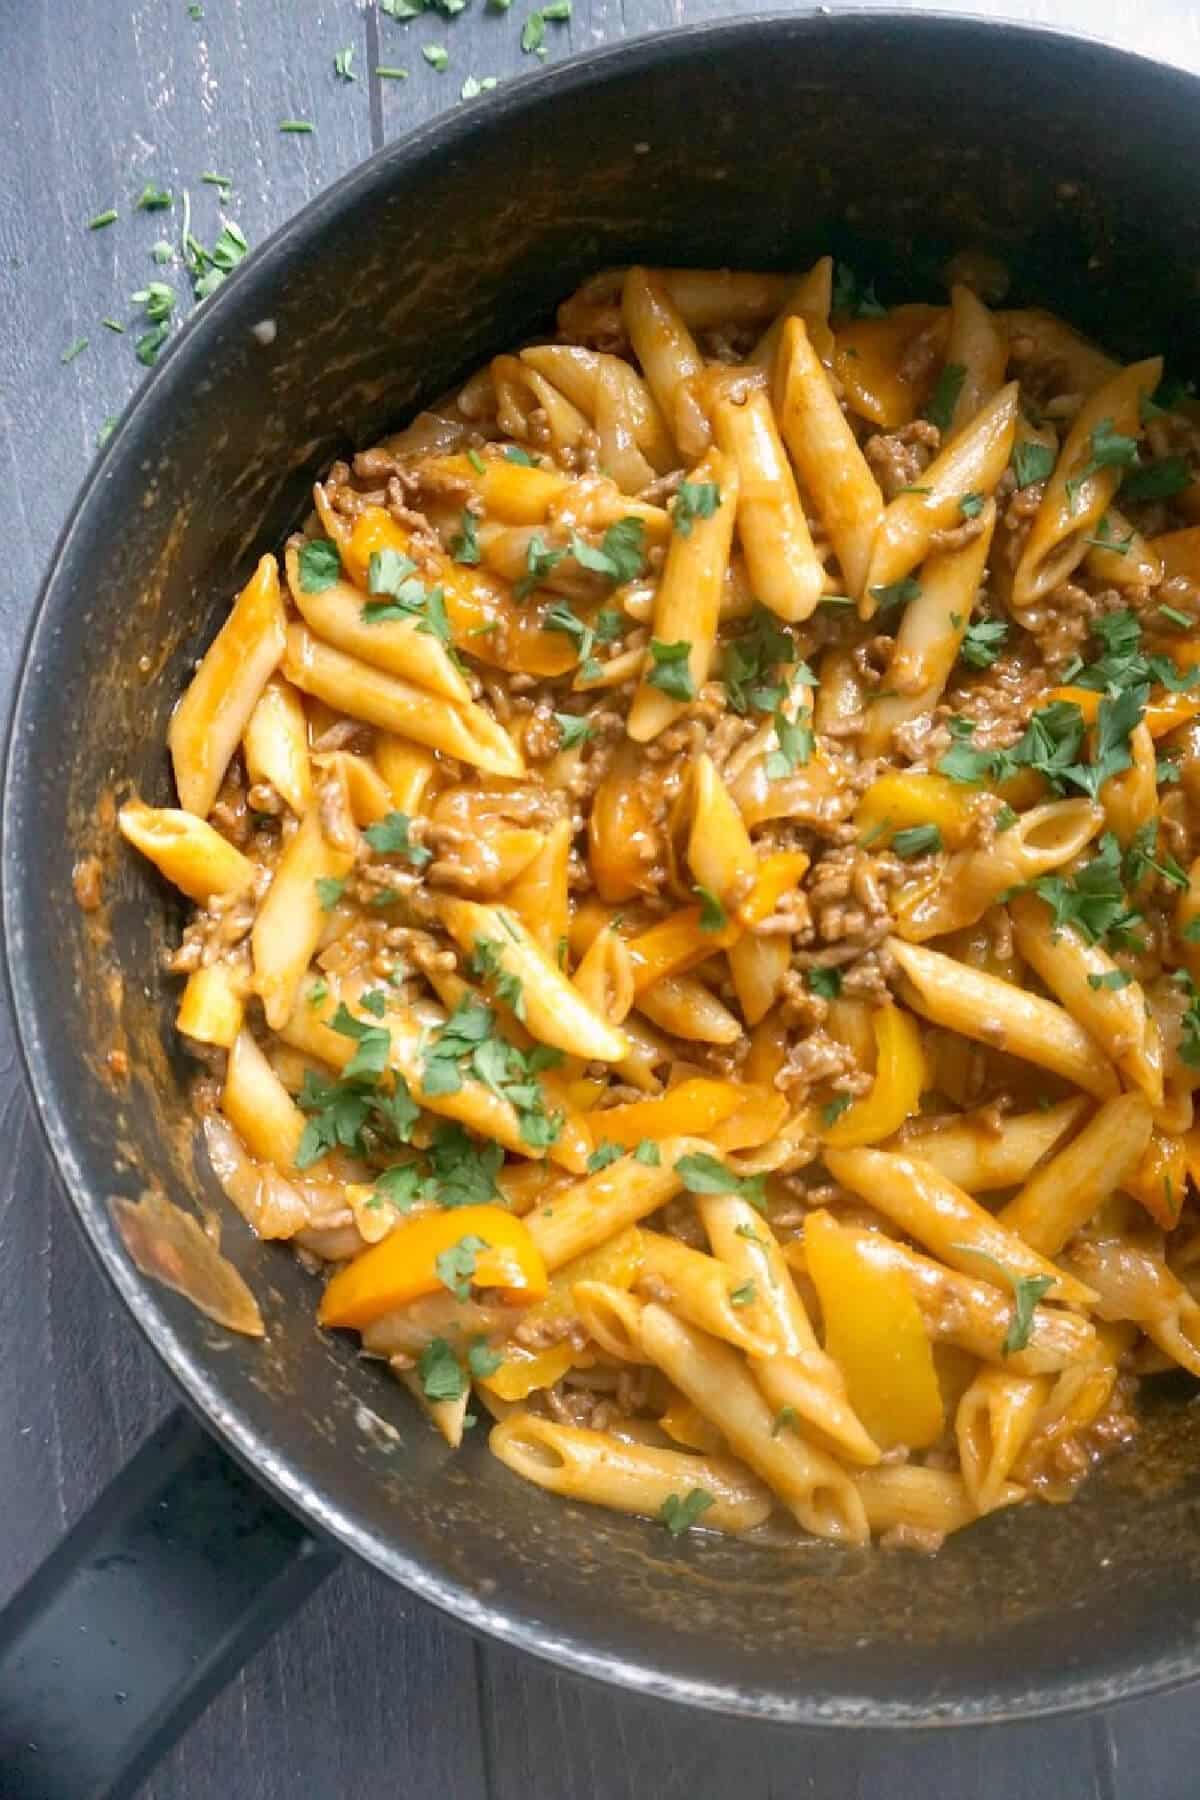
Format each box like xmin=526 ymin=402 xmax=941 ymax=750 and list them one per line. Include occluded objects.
xmin=869 ymin=577 xmax=921 ymax=613
xmin=435 ymin=1233 xmax=490 ymax=1302
xmin=960 ymin=618 xmax=1008 ymax=670
xmin=134 ymin=184 xmax=172 ymax=211
xmin=938 ymin=688 xmax=1142 ymax=802
xmin=586 ymin=1141 xmax=623 ymax=1174
xmin=950 ymin=1245 xmax=1055 ymax=1354
xmin=959 ymin=492 xmax=985 ymax=519
xmin=364 ymin=552 xmax=452 ymax=644
xmin=571 ymin=517 xmax=646 ymax=586
xmin=517 ymin=534 xmax=565 ymax=600
xmin=60 ymin=337 xmax=89 ymax=365
xmin=694 ymin=886 xmax=727 ymax=932
xmin=88 ymin=209 xmax=118 ymax=230
xmin=554 ymin=711 xmax=592 ymax=750
xmin=722 ymin=606 xmax=799 ymax=716
xmin=646 ymin=639 xmax=696 ymax=702
xmin=729 ymin=1282 xmax=756 ymax=1309
xmin=831 ymin=263 xmax=885 ymax=318
xmin=672 ymin=481 xmax=721 ymax=537
xmin=771 ymin=1406 xmax=799 ymax=1437
xmin=418 ymin=1338 xmax=467 ymax=1403
xmin=298 ymin=538 xmax=341 ymax=593
xmin=926 ymin=363 xmax=966 ymax=434
xmin=1032 ymin=833 xmax=1143 ymax=949
xmin=674 ymin=1152 xmax=766 ymax=1209
xmin=364 ymin=811 xmax=431 ymax=866
xmin=315 ymin=875 xmax=346 ymax=910
xmin=633 ymin=1139 xmax=661 ymax=1166
xmin=1011 ymin=440 xmax=1056 ymax=489
xmin=504 ymin=445 xmax=538 ymax=466
xmin=1069 ymin=609 xmax=1195 ymax=699
xmin=333 ymin=46 xmax=357 ymax=81
xmin=891 ymin=824 xmax=942 ymax=859
xmin=375 ymin=1163 xmax=423 ymax=1210
xmin=450 ymin=509 xmax=481 ymax=565
xmin=1124 ymin=818 xmax=1188 ymax=890
xmin=1121 ymin=455 xmax=1191 ymax=501
xmin=1064 ymin=417 xmax=1140 ymax=512
xmin=821 ymin=1094 xmax=854 ymax=1128
xmin=421 ymin=998 xmax=561 ymax=1149
xmin=1087 ymin=970 xmax=1133 ymax=991
xmin=806 ymin=967 xmax=842 ymax=1000
xmin=467 ymin=1339 xmax=503 ymax=1379
xmin=658 ymin=1488 xmax=715 ymax=1536
xmin=766 ymin=707 xmax=814 ymax=778
xmin=279 ymin=120 xmax=316 ymax=134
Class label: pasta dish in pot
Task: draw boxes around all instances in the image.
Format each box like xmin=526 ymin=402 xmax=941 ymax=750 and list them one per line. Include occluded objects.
xmin=115 ymin=260 xmax=1200 ymax=1552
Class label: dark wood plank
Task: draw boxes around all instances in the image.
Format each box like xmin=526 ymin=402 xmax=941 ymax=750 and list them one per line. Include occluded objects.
xmin=5 ymin=0 xmax=1200 ymax=1795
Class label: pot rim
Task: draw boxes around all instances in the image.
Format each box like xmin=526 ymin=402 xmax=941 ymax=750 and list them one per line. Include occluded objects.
xmin=7 ymin=8 xmax=1200 ymax=1727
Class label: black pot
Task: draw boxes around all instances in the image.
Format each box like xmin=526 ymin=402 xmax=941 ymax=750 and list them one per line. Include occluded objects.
xmin=6 ymin=13 xmax=1200 ymax=1794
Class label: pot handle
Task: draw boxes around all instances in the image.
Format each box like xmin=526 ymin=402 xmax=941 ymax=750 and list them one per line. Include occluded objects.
xmin=0 ymin=1407 xmax=338 ymax=1798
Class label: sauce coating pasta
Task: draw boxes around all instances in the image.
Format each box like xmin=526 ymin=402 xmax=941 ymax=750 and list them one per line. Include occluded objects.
xmin=119 ymin=260 xmax=1200 ymax=1552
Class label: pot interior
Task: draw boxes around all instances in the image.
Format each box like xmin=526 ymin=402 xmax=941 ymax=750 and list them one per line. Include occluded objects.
xmin=9 ymin=15 xmax=1200 ymax=1723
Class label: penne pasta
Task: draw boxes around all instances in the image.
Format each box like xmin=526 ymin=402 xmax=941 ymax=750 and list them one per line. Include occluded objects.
xmin=627 ymin=448 xmax=738 ymax=742
xmin=1011 ymin=357 xmax=1162 ymax=607
xmin=283 ymin=625 xmax=524 ymax=777
xmin=488 ymin=1412 xmax=773 ymax=1534
xmin=893 ymin=1097 xmax=1090 ymax=1194
xmin=862 ymin=383 xmax=1019 ymax=604
xmin=638 ymin=1304 xmax=870 ymax=1545
xmin=252 ymin=804 xmax=357 ymax=1031
xmin=894 ymin=798 xmax=1102 ymax=940
xmin=284 ymin=545 xmax=470 ymax=705
xmin=889 ymin=938 xmax=1120 ymax=1100
xmin=118 ymin=800 xmax=255 ymax=904
xmin=709 ymin=380 xmax=825 ymax=620
xmin=243 ymin=676 xmax=313 ymax=817
xmin=622 ymin=266 xmax=711 ymax=458
xmin=168 ymin=554 xmax=287 ymax=817
xmin=997 ymin=1091 xmax=1153 ymax=1256
xmin=773 ymin=316 xmax=883 ymax=600
xmin=824 ymin=1145 xmax=1098 ymax=1307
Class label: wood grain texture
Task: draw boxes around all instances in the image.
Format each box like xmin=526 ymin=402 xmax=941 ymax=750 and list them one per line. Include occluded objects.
xmin=3 ymin=1 xmax=1200 ymax=1795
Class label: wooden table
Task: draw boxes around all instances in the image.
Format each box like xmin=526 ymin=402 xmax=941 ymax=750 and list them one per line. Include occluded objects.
xmin=4 ymin=2 xmax=1200 ymax=1794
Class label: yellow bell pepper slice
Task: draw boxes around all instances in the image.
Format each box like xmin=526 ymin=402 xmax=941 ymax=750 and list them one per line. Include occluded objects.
xmin=855 ymin=771 xmax=974 ymax=850
xmin=820 ymin=1005 xmax=925 ymax=1148
xmin=588 ymin=1078 xmax=750 ymax=1147
xmin=833 ymin=305 xmax=948 ymax=428
xmin=318 ymin=1204 xmax=547 ymax=1329
xmin=625 ymin=907 xmax=739 ymax=992
xmin=478 ymin=1341 xmax=576 ymax=1402
xmin=343 ymin=507 xmax=577 ymax=679
xmin=1125 ymin=1130 xmax=1188 ymax=1231
xmin=1047 ymin=684 xmax=1200 ymax=740
xmin=804 ymin=1209 xmax=943 ymax=1451
xmin=738 ymin=851 xmax=810 ymax=927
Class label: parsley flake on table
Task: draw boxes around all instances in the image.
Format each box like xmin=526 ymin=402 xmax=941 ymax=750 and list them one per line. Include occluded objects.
xmin=88 ymin=209 xmax=118 ymax=230
xmin=134 ymin=183 xmax=173 ymax=212
xmin=60 ymin=337 xmax=89 ymax=365
xmin=333 ymin=46 xmax=357 ymax=81
xmin=672 ymin=480 xmax=720 ymax=537
xmin=423 ymin=44 xmax=450 ymax=70
xmin=298 ymin=538 xmax=341 ymax=593
xmin=279 ymin=120 xmax=315 ymax=134
xmin=646 ymin=639 xmax=695 ymax=701
xmin=658 ymin=1487 xmax=714 ymax=1537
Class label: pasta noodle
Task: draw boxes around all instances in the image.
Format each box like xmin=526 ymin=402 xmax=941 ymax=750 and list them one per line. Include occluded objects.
xmin=115 ymin=261 xmax=1200 ymax=1555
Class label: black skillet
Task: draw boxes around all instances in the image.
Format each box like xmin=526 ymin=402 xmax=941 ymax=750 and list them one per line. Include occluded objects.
xmin=6 ymin=13 xmax=1200 ymax=1796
